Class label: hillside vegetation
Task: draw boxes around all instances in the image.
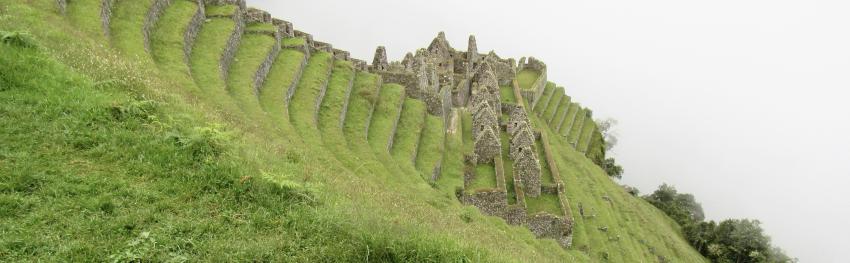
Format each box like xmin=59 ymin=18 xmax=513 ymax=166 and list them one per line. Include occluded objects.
xmin=0 ymin=1 xmax=707 ymax=262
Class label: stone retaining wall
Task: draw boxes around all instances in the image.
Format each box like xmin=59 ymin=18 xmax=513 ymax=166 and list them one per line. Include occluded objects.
xmin=409 ymin=108 xmax=427 ymax=164
xmin=252 ymin=31 xmax=281 ymax=98
xmin=285 ymin=54 xmax=308 ymax=105
xmin=363 ymin=77 xmax=383 ymax=139
xmin=546 ymin=92 xmax=564 ymax=123
xmin=56 ymin=0 xmax=67 ymax=15
xmin=385 ymin=88 xmax=407 ymax=152
xmin=183 ymin=0 xmax=205 ymax=66
xmin=100 ymin=0 xmax=115 ymax=38
xmin=537 ymin=84 xmax=556 ymax=117
xmin=555 ymin=98 xmax=572 ymax=132
xmin=503 ymin=205 xmax=527 ymax=225
xmin=143 ymin=0 xmax=173 ymax=52
xmin=526 ymin=213 xmax=572 ymax=248
xmin=219 ymin=2 xmax=245 ymax=82
xmin=460 ymin=189 xmax=508 ymax=217
xmin=338 ymin=68 xmax=356 ymax=129
xmin=313 ymin=58 xmax=335 ymax=125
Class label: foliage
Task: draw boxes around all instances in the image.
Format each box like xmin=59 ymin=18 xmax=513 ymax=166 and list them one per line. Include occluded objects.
xmin=597 ymin=157 xmax=624 ymax=179
xmin=644 ymin=184 xmax=796 ymax=263
xmin=622 ymin=185 xmax=640 ymax=196
xmin=596 ymin=118 xmax=619 ymax=151
xmin=644 ymin=183 xmax=704 ymax=224
xmin=0 ymin=30 xmax=37 ymax=48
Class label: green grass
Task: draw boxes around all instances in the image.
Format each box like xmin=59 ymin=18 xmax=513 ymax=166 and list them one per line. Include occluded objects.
xmin=576 ymin=118 xmax=597 ymax=153
xmin=289 ymin=52 xmax=333 ymax=145
xmin=533 ymin=83 xmax=554 ymax=114
xmin=366 ymin=84 xmax=404 ymax=152
xmin=109 ymin=0 xmax=155 ymax=61
xmin=65 ymin=0 xmax=104 ymax=41
xmin=468 ymin=163 xmax=498 ymax=190
xmin=543 ymin=87 xmax=564 ymax=123
xmin=1 ymin=2 xmax=712 ymax=261
xmin=343 ymin=73 xmax=378 ymax=141
xmin=415 ymin=115 xmax=446 ymax=181
xmin=258 ymin=48 xmax=305 ymax=142
xmin=500 ymin=132 xmax=517 ymax=204
xmin=567 ymin=108 xmax=587 ymax=145
xmin=535 ymin=137 xmax=555 ymax=186
xmin=188 ymin=17 xmax=234 ymax=98
xmin=246 ymin=22 xmax=277 ymax=32
xmin=500 ymin=85 xmax=516 ymax=103
xmin=552 ymin=95 xmax=571 ymax=129
xmin=189 ymin=18 xmax=234 ymax=89
xmin=525 ymin=194 xmax=563 ymax=215
xmin=559 ymin=104 xmax=580 ymax=137
xmin=149 ymin=0 xmax=198 ymax=88
xmin=461 ymin=110 xmax=473 ymax=155
xmin=205 ymin=4 xmax=237 ymax=17
xmin=516 ymin=69 xmax=540 ymax=90
xmin=226 ymin=33 xmax=276 ymax=121
xmin=435 ymin=110 xmax=465 ymax=196
xmin=390 ymin=99 xmax=426 ymax=172
xmin=0 ymin=41 xmax=331 ymax=262
xmin=282 ymin=37 xmax=306 ymax=47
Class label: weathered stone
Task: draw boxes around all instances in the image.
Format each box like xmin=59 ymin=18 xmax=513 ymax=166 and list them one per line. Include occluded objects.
xmin=372 ymin=46 xmax=389 ymax=71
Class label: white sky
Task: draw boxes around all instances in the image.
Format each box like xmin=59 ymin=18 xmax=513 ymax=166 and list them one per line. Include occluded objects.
xmin=250 ymin=0 xmax=850 ymax=261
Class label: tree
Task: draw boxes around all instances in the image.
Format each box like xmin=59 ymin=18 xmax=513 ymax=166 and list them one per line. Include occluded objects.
xmin=643 ymin=184 xmax=704 ymax=225
xmin=600 ymin=157 xmax=623 ymax=179
xmin=596 ymin=118 xmax=619 ymax=151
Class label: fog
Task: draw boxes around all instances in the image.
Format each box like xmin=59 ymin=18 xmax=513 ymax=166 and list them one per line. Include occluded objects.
xmin=250 ymin=0 xmax=850 ymax=261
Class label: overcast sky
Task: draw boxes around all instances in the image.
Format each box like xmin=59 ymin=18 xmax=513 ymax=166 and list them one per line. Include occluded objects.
xmin=251 ymin=0 xmax=849 ymax=261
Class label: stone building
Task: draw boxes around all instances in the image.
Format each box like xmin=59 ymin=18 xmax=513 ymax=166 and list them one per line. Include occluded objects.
xmin=508 ymin=107 xmax=542 ymax=197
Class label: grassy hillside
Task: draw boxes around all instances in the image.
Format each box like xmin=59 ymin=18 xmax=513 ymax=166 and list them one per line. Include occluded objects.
xmin=0 ymin=1 xmax=706 ymax=262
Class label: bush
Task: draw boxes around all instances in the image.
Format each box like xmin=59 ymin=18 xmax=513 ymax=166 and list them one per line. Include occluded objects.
xmin=0 ymin=31 xmax=37 ymax=48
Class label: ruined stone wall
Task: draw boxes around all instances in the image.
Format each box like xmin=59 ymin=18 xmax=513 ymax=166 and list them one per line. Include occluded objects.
xmin=252 ymin=30 xmax=282 ymax=99
xmin=313 ymin=59 xmax=335 ymax=125
xmin=338 ymin=69 xmax=356 ymax=129
xmin=219 ymin=1 xmax=246 ymax=82
xmin=56 ymin=0 xmax=67 ymax=15
xmin=245 ymin=7 xmax=270 ymax=23
xmin=385 ymin=88 xmax=407 ymax=151
xmin=452 ymin=78 xmax=470 ymax=107
xmin=555 ymin=97 xmax=573 ymax=131
xmin=429 ymin=159 xmax=443 ymax=182
xmin=526 ymin=213 xmax=572 ymax=248
xmin=332 ymin=48 xmax=349 ymax=61
xmin=515 ymin=154 xmax=541 ymax=197
xmin=183 ymin=0 xmax=206 ymax=66
xmin=503 ymin=205 xmax=527 ymax=225
xmin=293 ymin=30 xmax=314 ymax=48
xmin=376 ymin=71 xmax=417 ymax=96
xmin=285 ymin=55 xmax=308 ymax=105
xmin=204 ymin=0 xmax=245 ymax=9
xmin=494 ymin=152 xmax=507 ymax=191
xmin=460 ymin=189 xmax=508 ymax=217
xmin=143 ymin=0 xmax=172 ymax=52
xmin=100 ymin=0 xmax=115 ymax=38
xmin=272 ymin=18 xmax=293 ymax=37
xmin=363 ymin=77 xmax=384 ymax=139
xmin=440 ymin=86 xmax=452 ymax=128
xmin=313 ymin=40 xmax=333 ymax=53
xmin=409 ymin=108 xmax=428 ymax=164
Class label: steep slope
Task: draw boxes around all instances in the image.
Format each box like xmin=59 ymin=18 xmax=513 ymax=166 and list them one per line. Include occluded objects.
xmin=1 ymin=1 xmax=706 ymax=262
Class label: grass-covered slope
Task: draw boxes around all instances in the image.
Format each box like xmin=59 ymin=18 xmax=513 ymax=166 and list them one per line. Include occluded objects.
xmin=1 ymin=1 xmax=707 ymax=262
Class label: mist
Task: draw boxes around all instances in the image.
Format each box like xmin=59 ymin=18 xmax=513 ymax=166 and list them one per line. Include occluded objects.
xmin=249 ymin=0 xmax=850 ymax=261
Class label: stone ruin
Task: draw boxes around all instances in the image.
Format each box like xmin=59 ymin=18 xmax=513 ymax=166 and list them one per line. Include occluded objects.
xmin=508 ymin=107 xmax=542 ymax=197
xmin=55 ymin=0 xmax=573 ymax=246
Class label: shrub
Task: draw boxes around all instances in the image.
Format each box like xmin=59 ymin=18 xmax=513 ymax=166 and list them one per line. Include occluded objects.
xmin=0 ymin=30 xmax=37 ymax=48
